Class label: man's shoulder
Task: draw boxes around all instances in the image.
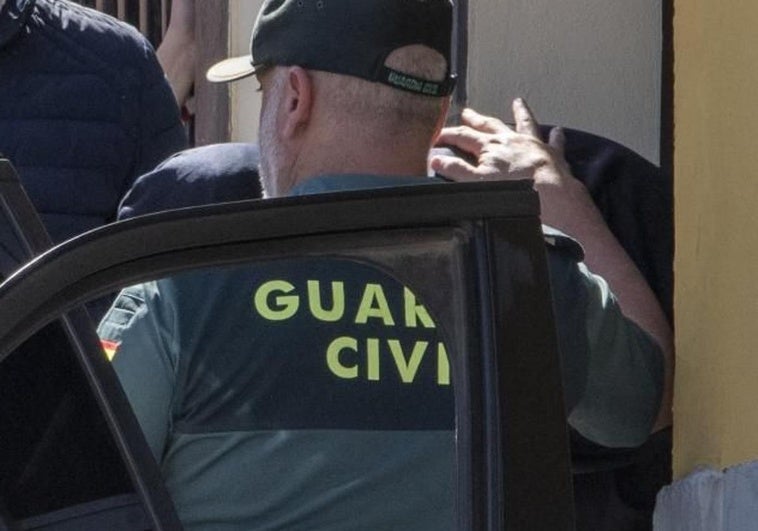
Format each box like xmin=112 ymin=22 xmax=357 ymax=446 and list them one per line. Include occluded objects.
xmin=98 ymin=283 xmax=154 ymax=340
xmin=160 ymin=143 xmax=260 ymax=178
xmin=542 ymin=225 xmax=585 ymax=262
xmin=32 ymin=0 xmax=159 ymax=75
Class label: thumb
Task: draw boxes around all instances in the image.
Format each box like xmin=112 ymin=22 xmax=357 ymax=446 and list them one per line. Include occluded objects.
xmin=430 ymin=155 xmax=482 ymax=182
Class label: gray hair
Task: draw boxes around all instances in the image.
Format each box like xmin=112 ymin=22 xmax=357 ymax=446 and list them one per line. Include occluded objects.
xmin=311 ymin=45 xmax=449 ymax=140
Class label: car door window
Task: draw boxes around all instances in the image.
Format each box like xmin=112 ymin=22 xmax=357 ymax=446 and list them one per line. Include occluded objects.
xmin=0 ymin=182 xmax=574 ymax=530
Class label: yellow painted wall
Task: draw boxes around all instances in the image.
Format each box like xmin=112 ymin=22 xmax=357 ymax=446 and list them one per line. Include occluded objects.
xmin=673 ymin=0 xmax=758 ymax=477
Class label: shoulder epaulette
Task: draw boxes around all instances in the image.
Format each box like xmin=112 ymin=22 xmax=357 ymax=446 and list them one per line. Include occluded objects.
xmin=542 ymin=225 xmax=585 ymax=262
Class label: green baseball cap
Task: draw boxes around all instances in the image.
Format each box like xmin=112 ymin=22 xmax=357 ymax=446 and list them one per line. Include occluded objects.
xmin=207 ymin=0 xmax=456 ymax=97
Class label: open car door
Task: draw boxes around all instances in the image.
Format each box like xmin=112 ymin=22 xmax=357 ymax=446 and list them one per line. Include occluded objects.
xmin=0 ymin=166 xmax=575 ymax=530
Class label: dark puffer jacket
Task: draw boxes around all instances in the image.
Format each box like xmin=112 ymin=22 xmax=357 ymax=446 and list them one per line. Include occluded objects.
xmin=0 ymin=0 xmax=186 ymax=250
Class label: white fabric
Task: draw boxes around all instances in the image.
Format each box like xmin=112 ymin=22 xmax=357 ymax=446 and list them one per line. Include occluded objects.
xmin=654 ymin=461 xmax=758 ymax=531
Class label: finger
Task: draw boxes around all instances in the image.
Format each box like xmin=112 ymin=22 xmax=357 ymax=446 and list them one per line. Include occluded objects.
xmin=548 ymin=127 xmax=566 ymax=158
xmin=435 ymin=126 xmax=490 ymax=155
xmin=513 ymin=98 xmax=541 ymax=138
xmin=460 ymin=107 xmax=510 ymax=135
xmin=429 ymin=155 xmax=483 ymax=182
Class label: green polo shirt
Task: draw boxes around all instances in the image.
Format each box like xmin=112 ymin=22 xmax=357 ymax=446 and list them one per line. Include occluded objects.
xmin=98 ymin=174 xmax=663 ymax=530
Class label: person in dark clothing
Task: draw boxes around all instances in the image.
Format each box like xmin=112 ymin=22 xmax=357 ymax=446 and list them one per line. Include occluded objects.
xmin=549 ymin=126 xmax=673 ymax=324
xmin=0 ymin=2 xmax=187 ymax=517
xmin=118 ymin=143 xmax=261 ymax=221
xmin=0 ymin=0 xmax=186 ymax=274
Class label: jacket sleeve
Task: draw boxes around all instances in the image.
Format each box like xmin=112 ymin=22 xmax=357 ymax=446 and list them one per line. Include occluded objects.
xmin=98 ymin=281 xmax=178 ymax=460
xmin=132 ymin=41 xmax=188 ymax=183
xmin=545 ymin=232 xmax=664 ymax=449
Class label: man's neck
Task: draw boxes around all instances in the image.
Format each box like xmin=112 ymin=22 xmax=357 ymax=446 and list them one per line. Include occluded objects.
xmin=290 ymin=135 xmax=431 ymax=189
xmin=287 ymin=173 xmax=438 ymax=198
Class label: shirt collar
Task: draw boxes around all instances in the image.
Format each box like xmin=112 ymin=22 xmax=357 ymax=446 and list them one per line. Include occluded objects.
xmin=288 ymin=174 xmax=445 ymax=197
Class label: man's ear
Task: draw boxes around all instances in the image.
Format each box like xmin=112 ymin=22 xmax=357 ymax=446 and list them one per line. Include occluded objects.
xmin=280 ymin=66 xmax=313 ymax=139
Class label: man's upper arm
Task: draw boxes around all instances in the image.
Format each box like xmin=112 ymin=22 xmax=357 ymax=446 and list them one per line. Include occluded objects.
xmin=570 ymin=263 xmax=663 ymax=447
xmin=134 ymin=45 xmax=188 ymax=180
xmin=98 ymin=282 xmax=178 ymax=459
xmin=546 ymin=235 xmax=664 ymax=449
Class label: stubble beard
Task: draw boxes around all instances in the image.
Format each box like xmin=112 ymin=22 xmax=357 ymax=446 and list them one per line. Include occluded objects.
xmin=258 ymin=74 xmax=290 ymax=199
xmin=258 ymin=129 xmax=279 ymax=198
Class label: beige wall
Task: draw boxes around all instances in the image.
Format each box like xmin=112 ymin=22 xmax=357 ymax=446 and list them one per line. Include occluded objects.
xmin=673 ymin=0 xmax=758 ymax=477
xmin=228 ymin=0 xmax=264 ymax=143
xmin=228 ymin=1 xmax=662 ymax=165
xmin=468 ymin=0 xmax=661 ymax=164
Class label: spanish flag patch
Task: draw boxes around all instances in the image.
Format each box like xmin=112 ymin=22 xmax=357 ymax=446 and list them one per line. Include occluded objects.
xmin=101 ymin=339 xmax=121 ymax=361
